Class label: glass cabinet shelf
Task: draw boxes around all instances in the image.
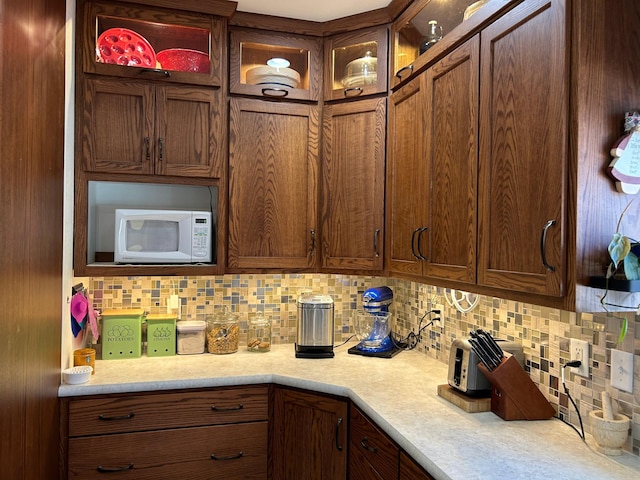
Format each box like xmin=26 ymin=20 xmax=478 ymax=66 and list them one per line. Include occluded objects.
xmin=82 ymin=1 xmax=223 ymax=86
xmin=230 ymin=29 xmax=322 ymax=101
xmin=325 ymin=26 xmax=388 ymax=100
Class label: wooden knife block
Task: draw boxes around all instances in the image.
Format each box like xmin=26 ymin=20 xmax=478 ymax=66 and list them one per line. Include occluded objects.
xmin=477 ymin=355 xmax=555 ymax=421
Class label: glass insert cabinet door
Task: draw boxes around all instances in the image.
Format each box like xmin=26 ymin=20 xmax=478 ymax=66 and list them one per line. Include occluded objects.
xmin=81 ymin=1 xmax=223 ymax=86
xmin=324 ymin=26 xmax=388 ymax=101
xmin=393 ymin=0 xmax=502 ymax=84
xmin=229 ymin=29 xmax=322 ymax=101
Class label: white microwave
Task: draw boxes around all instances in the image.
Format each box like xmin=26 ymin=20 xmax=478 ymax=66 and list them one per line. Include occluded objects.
xmin=114 ymin=209 xmax=212 ymax=264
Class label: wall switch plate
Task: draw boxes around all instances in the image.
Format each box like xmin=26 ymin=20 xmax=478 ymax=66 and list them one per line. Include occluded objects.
xmin=611 ymin=349 xmax=634 ymax=393
xmin=570 ymin=339 xmax=590 ymax=377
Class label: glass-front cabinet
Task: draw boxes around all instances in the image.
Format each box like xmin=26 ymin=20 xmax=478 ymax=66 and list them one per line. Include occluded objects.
xmin=229 ymin=28 xmax=322 ymax=101
xmin=81 ymin=1 xmax=224 ymax=86
xmin=324 ymin=26 xmax=388 ymax=101
xmin=392 ymin=0 xmax=514 ymax=86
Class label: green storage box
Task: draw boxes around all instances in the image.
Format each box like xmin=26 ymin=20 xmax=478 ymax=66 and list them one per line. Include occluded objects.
xmin=146 ymin=313 xmax=177 ymax=357
xmin=100 ymin=309 xmax=145 ymax=359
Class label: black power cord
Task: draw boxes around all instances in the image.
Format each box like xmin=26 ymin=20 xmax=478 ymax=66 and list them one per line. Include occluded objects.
xmin=559 ymin=360 xmax=585 ymax=441
xmin=390 ymin=310 xmax=441 ymax=350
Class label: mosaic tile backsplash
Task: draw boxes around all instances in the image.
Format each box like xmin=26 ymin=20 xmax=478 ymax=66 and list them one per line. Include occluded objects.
xmin=81 ymin=274 xmax=640 ymax=456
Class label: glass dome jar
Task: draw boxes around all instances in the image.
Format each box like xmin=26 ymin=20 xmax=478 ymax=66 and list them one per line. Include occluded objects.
xmin=206 ymin=306 xmax=239 ymax=354
xmin=247 ymin=311 xmax=271 ymax=352
xmin=342 ymin=51 xmax=377 ymax=87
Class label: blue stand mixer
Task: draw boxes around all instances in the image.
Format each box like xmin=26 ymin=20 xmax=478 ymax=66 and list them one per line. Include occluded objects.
xmin=354 ymin=286 xmax=394 ymax=353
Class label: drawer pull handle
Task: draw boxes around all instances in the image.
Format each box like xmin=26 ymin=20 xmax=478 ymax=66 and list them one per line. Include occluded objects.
xmin=344 ymin=87 xmax=363 ymax=97
xmin=395 ymin=64 xmax=414 ymax=80
xmin=540 ymin=219 xmax=557 ymax=272
xmin=97 ymin=463 xmax=134 ymax=473
xmin=335 ymin=417 xmax=344 ymax=451
xmin=360 ymin=437 xmax=378 ymax=453
xmin=98 ymin=413 xmax=135 ymax=421
xmin=211 ymin=404 xmax=244 ymax=411
xmin=261 ymin=87 xmax=289 ymax=97
xmin=139 ymin=68 xmax=170 ymax=78
xmin=211 ymin=451 xmax=244 ymax=461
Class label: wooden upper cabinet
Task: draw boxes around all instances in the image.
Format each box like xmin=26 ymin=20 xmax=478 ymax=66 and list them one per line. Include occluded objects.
xmin=421 ymin=35 xmax=479 ymax=284
xmin=228 ymin=98 xmax=319 ymax=270
xmin=82 ymin=78 xmax=224 ymax=178
xmin=322 ymin=97 xmax=386 ymax=271
xmin=229 ymin=28 xmax=322 ymax=101
xmin=387 ymin=75 xmax=426 ymax=276
xmin=324 ymin=26 xmax=388 ymax=101
xmin=477 ymin=0 xmax=567 ymax=297
xmin=387 ymin=35 xmax=478 ymax=284
xmin=80 ymin=0 xmax=224 ymax=87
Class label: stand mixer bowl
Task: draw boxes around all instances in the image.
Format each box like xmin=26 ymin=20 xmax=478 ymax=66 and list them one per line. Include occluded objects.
xmin=353 ymin=310 xmax=393 ymax=351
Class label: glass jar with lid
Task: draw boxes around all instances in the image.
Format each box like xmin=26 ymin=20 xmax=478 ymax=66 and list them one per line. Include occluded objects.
xmin=247 ymin=311 xmax=272 ymax=352
xmin=206 ymin=306 xmax=239 ymax=354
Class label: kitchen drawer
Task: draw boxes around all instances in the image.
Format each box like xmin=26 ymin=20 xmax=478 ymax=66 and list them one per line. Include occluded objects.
xmin=349 ymin=406 xmax=399 ymax=479
xmin=68 ymin=386 xmax=268 ymax=437
xmin=68 ymin=422 xmax=268 ymax=479
xmin=349 ymin=444 xmax=386 ymax=480
xmin=399 ymin=451 xmax=434 ymax=480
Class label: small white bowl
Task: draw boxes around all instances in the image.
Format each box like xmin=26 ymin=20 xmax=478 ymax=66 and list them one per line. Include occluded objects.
xmin=63 ymin=366 xmax=93 ymax=385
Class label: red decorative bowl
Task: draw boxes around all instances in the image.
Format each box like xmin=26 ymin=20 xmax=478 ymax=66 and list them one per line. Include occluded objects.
xmin=156 ymin=48 xmax=210 ymax=73
xmin=96 ymin=28 xmax=156 ymax=68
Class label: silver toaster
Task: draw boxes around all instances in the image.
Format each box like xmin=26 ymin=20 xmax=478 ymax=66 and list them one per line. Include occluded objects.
xmin=447 ymin=338 xmax=524 ymax=395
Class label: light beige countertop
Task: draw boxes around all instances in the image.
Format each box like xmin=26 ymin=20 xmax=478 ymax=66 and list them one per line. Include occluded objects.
xmin=59 ymin=342 xmax=640 ymax=480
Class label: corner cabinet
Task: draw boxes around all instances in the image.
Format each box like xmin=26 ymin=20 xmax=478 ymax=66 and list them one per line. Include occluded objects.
xmin=271 ymin=387 xmax=347 ymax=480
xmin=321 ymin=97 xmax=387 ymax=271
xmin=387 ymin=0 xmax=568 ymax=302
xmin=387 ymin=36 xmax=478 ymax=284
xmin=82 ymin=78 xmax=224 ymax=178
xmin=228 ymin=98 xmax=319 ymax=270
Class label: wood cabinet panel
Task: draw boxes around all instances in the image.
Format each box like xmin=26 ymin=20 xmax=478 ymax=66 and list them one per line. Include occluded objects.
xmin=228 ymin=98 xmax=319 ymax=269
xmin=387 ymin=76 xmax=426 ymax=275
xmin=322 ymin=97 xmax=386 ymax=270
xmin=67 ymin=386 xmax=268 ymax=437
xmin=82 ymin=78 xmax=223 ymax=178
xmin=422 ymin=35 xmax=479 ymax=283
xmin=272 ymin=387 xmax=347 ymax=480
xmin=82 ymin=79 xmax=154 ymax=174
xmin=348 ymin=406 xmax=399 ymax=480
xmin=399 ymin=451 xmax=434 ymax=480
xmin=68 ymin=422 xmax=267 ymax=479
xmin=477 ymin=0 xmax=567 ymax=296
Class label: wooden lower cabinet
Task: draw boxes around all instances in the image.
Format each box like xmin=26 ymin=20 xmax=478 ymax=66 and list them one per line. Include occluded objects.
xmin=399 ymin=452 xmax=434 ymax=480
xmin=271 ymin=387 xmax=348 ymax=480
xmin=68 ymin=423 xmax=267 ymax=479
xmin=349 ymin=405 xmax=399 ymax=479
xmin=62 ymin=386 xmax=269 ymax=480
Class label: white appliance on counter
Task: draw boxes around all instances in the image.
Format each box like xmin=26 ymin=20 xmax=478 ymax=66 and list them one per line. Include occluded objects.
xmin=114 ymin=208 xmax=212 ymax=264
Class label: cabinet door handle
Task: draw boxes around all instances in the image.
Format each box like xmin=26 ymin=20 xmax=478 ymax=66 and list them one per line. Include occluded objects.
xmin=416 ymin=227 xmax=428 ymax=260
xmin=360 ymin=437 xmax=378 ymax=453
xmin=144 ymin=137 xmax=150 ymax=161
xmin=411 ymin=227 xmax=422 ymax=259
xmin=335 ymin=417 xmax=344 ymax=451
xmin=211 ymin=404 xmax=243 ymax=411
xmin=310 ymin=229 xmax=316 ymax=257
xmin=261 ymin=87 xmax=289 ymax=97
xmin=98 ymin=413 xmax=135 ymax=421
xmin=157 ymin=138 xmax=163 ymax=162
xmin=97 ymin=463 xmax=134 ymax=473
xmin=139 ymin=68 xmax=170 ymax=78
xmin=540 ymin=219 xmax=557 ymax=272
xmin=395 ymin=64 xmax=414 ymax=80
xmin=343 ymin=87 xmax=363 ymax=97
xmin=373 ymin=228 xmax=381 ymax=258
xmin=210 ymin=451 xmax=244 ymax=461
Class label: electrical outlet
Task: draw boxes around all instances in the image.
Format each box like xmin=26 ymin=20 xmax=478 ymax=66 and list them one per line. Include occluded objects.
xmin=570 ymin=339 xmax=590 ymax=377
xmin=611 ymin=349 xmax=634 ymax=393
